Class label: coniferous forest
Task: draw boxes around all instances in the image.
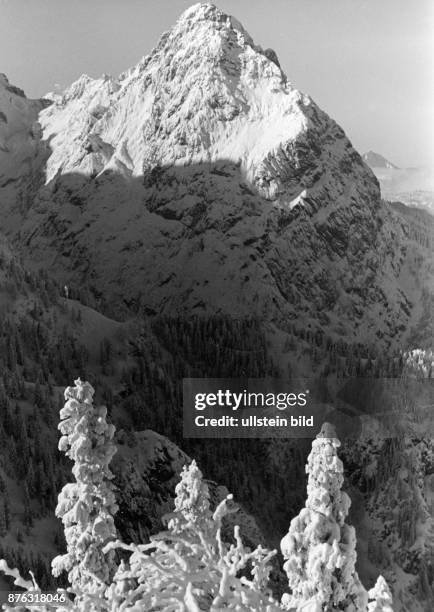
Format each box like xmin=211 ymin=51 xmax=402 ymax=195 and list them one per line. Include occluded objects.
xmin=0 ymin=252 xmax=432 ymax=609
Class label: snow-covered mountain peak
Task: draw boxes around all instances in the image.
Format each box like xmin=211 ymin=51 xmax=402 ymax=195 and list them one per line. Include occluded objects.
xmin=38 ymin=2 xmax=319 ymax=189
xmin=177 ymin=2 xmax=250 ymax=35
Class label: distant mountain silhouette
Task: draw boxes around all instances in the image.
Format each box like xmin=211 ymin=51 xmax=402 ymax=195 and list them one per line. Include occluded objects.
xmin=362 ymin=150 xmax=399 ymax=169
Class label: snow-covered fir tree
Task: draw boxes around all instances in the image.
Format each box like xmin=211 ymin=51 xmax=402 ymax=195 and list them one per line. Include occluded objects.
xmin=51 ymin=379 xmax=118 ymax=606
xmin=280 ymin=423 xmax=392 ymax=612
xmin=105 ymin=459 xmax=281 ymax=611
xmin=367 ymin=576 xmax=394 ymax=612
xmin=0 ymin=382 xmax=280 ymax=611
xmin=403 ymin=348 xmax=433 ymax=378
xmin=0 ymin=380 xmax=119 ymax=612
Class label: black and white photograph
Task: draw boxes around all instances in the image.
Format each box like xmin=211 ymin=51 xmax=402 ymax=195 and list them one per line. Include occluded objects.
xmin=0 ymin=1 xmax=432 ymax=610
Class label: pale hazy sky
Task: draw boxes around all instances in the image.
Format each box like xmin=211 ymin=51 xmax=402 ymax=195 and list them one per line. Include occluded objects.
xmin=0 ymin=0 xmax=433 ymax=167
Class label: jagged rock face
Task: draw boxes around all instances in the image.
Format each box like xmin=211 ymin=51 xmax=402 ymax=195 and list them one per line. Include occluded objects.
xmin=0 ymin=3 xmax=431 ymax=347
xmin=0 ymin=73 xmax=43 ymax=180
xmin=0 ymin=74 xmax=49 ymax=226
